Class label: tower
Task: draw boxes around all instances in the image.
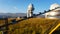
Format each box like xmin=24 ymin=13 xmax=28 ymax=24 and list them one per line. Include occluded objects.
xmin=27 ymin=3 xmax=34 ymax=18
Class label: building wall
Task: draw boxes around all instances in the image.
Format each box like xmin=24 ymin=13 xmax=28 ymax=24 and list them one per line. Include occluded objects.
xmin=45 ymin=10 xmax=60 ymax=19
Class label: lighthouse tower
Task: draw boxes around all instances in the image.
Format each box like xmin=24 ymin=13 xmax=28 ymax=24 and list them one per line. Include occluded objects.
xmin=27 ymin=3 xmax=34 ymax=18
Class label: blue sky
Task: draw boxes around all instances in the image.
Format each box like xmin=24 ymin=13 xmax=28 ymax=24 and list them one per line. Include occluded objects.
xmin=0 ymin=0 xmax=60 ymax=13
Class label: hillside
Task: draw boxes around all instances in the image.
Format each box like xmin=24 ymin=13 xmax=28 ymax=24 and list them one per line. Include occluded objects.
xmin=8 ymin=18 xmax=60 ymax=34
xmin=0 ymin=18 xmax=60 ymax=34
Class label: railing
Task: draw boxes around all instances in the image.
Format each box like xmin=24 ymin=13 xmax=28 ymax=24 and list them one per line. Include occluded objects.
xmin=44 ymin=20 xmax=59 ymax=34
xmin=33 ymin=7 xmax=60 ymax=17
xmin=0 ymin=17 xmax=31 ymax=34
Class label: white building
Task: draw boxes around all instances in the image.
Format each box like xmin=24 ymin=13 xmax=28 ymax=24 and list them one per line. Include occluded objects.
xmin=27 ymin=3 xmax=34 ymax=18
xmin=45 ymin=3 xmax=60 ymax=19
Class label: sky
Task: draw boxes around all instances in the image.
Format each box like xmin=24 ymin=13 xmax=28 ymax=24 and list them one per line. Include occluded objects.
xmin=0 ymin=0 xmax=60 ymax=13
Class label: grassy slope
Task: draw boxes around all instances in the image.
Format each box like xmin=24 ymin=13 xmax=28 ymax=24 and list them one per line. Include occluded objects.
xmin=0 ymin=18 xmax=60 ymax=34
xmin=8 ymin=18 xmax=60 ymax=34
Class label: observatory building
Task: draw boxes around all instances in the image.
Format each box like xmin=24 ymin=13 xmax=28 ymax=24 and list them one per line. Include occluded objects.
xmin=27 ymin=3 xmax=34 ymax=18
xmin=45 ymin=3 xmax=60 ymax=19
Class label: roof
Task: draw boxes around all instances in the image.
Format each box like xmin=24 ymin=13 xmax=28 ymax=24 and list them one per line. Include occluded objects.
xmin=50 ymin=3 xmax=60 ymax=10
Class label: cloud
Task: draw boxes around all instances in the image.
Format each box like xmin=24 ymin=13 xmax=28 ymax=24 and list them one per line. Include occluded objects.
xmin=0 ymin=9 xmax=7 ymax=13
xmin=13 ymin=6 xmax=18 ymax=10
xmin=11 ymin=6 xmax=20 ymax=13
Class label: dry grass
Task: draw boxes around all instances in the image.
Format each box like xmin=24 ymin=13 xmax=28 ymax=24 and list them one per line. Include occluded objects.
xmin=0 ymin=18 xmax=60 ymax=34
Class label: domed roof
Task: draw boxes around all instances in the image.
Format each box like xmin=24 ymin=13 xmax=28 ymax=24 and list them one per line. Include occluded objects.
xmin=50 ymin=3 xmax=60 ymax=10
xmin=28 ymin=3 xmax=34 ymax=11
xmin=28 ymin=3 xmax=33 ymax=8
xmin=28 ymin=3 xmax=34 ymax=9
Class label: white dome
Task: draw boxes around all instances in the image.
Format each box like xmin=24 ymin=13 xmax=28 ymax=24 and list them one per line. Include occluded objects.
xmin=28 ymin=3 xmax=34 ymax=10
xmin=50 ymin=3 xmax=60 ymax=10
xmin=28 ymin=3 xmax=33 ymax=8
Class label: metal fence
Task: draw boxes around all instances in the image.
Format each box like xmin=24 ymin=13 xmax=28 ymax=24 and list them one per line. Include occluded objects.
xmin=0 ymin=18 xmax=29 ymax=34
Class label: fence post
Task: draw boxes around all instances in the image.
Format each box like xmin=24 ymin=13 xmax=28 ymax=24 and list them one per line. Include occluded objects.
xmin=3 ymin=18 xmax=8 ymax=34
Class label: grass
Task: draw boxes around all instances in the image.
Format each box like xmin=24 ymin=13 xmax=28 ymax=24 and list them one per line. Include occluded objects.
xmin=0 ymin=18 xmax=60 ymax=34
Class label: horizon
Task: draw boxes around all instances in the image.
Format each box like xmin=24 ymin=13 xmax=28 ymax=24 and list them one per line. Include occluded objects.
xmin=0 ymin=0 xmax=60 ymax=14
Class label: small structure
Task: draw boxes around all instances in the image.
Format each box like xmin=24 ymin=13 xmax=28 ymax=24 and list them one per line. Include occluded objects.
xmin=27 ymin=3 xmax=34 ymax=18
xmin=45 ymin=3 xmax=60 ymax=19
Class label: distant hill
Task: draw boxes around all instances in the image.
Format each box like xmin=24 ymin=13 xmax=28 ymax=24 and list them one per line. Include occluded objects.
xmin=0 ymin=13 xmax=26 ymax=18
xmin=0 ymin=13 xmax=45 ymax=18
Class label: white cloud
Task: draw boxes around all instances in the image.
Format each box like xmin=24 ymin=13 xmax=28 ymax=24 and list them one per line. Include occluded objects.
xmin=13 ymin=6 xmax=18 ymax=11
xmin=13 ymin=6 xmax=18 ymax=10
